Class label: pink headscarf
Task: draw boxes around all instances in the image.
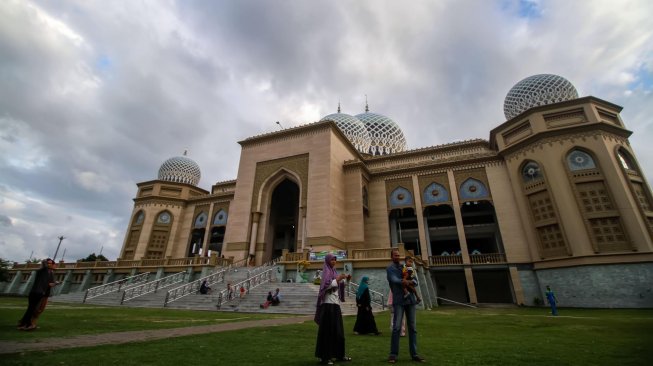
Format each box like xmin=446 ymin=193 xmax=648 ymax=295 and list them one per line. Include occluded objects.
xmin=314 ymin=253 xmax=345 ymax=324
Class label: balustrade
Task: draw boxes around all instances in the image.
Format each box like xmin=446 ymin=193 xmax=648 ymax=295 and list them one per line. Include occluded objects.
xmin=83 ymin=272 xmax=150 ymax=302
xmin=122 ymin=271 xmax=186 ymax=304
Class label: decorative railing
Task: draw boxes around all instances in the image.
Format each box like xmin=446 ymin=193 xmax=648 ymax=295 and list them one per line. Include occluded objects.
xmin=83 ymin=272 xmax=150 ymax=303
xmin=469 ymin=253 xmax=506 ymax=264
xmin=284 ymin=252 xmax=306 ymax=261
xmin=350 ymin=248 xmax=391 ymax=260
xmin=163 ymin=267 xmax=229 ymax=306
xmin=429 ymin=255 xmax=463 ymax=266
xmin=347 ymin=282 xmax=386 ymax=310
xmin=12 ymin=256 xmax=233 ymax=271
xmin=121 ymin=271 xmax=187 ymax=304
xmin=247 ymin=257 xmax=281 ymax=277
xmin=216 ymin=267 xmax=276 ymax=309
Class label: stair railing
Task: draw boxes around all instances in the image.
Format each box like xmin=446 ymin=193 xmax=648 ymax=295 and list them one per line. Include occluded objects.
xmin=121 ymin=271 xmax=186 ymax=304
xmin=83 ymin=272 xmax=150 ymax=303
xmin=163 ymin=266 xmax=229 ymax=306
xmin=216 ymin=267 xmax=276 ymax=309
xmin=246 ymin=256 xmax=281 ymax=278
xmin=347 ymin=282 xmax=386 ymax=310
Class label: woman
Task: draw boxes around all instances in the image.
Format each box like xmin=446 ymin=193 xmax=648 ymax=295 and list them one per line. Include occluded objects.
xmin=353 ymin=276 xmax=380 ymax=335
xmin=18 ymin=259 xmax=55 ymax=330
xmin=314 ymin=254 xmax=352 ymax=365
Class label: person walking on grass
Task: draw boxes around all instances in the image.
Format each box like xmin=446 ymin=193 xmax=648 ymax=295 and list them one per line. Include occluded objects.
xmin=545 ymin=285 xmax=558 ymax=316
xmin=387 ymin=250 xmax=425 ymax=363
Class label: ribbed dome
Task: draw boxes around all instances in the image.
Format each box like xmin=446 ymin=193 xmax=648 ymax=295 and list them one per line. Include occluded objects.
xmin=504 ymin=74 xmax=579 ymax=120
xmin=355 ymin=112 xmax=407 ymax=155
xmin=158 ymin=155 xmax=201 ymax=186
xmin=320 ymin=112 xmax=372 ymax=154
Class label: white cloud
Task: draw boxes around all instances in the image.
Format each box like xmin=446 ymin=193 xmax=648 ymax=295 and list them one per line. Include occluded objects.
xmin=0 ymin=0 xmax=652 ymax=263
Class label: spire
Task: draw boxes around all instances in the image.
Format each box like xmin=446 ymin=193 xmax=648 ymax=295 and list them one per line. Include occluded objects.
xmin=337 ymin=101 xmax=341 ymax=113
xmin=365 ymin=94 xmax=369 ymax=113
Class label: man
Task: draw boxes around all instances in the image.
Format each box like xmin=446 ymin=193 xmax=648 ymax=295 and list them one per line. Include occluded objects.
xmin=271 ymin=288 xmax=281 ymax=305
xmin=387 ymin=249 xmax=425 ymax=363
xmin=18 ymin=258 xmax=56 ymax=330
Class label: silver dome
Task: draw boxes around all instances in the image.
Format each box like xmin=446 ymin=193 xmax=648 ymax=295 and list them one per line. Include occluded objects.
xmin=504 ymin=74 xmax=579 ymax=120
xmin=320 ymin=112 xmax=372 ymax=154
xmin=158 ymin=155 xmax=201 ymax=186
xmin=355 ymin=112 xmax=407 ymax=155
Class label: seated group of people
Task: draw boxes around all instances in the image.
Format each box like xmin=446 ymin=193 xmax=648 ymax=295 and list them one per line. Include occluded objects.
xmin=260 ymin=288 xmax=281 ymax=309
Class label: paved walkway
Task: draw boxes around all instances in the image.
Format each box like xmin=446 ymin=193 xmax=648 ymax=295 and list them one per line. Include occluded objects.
xmin=0 ymin=315 xmax=312 ymax=354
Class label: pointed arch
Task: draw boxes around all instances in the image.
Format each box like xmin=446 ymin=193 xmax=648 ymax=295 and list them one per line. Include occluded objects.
xmin=423 ymin=182 xmax=449 ymax=205
xmin=213 ymin=209 xmax=228 ymax=226
xmin=459 ymin=178 xmax=489 ymax=200
xmin=194 ymin=211 xmax=208 ymax=228
xmin=122 ymin=210 xmax=145 ymax=260
xmin=389 ymin=186 xmax=413 ymax=208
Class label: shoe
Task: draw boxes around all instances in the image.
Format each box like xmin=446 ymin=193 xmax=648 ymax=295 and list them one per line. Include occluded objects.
xmin=411 ymin=355 xmax=426 ymax=362
xmin=339 ymin=356 xmax=352 ymax=362
xmin=320 ymin=359 xmax=333 ymax=365
xmin=388 ymin=356 xmax=397 ymax=364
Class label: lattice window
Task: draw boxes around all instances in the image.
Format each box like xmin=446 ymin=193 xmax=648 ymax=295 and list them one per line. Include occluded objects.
xmin=577 ymin=181 xmax=614 ymax=213
xmin=528 ymin=192 xmax=557 ymax=223
xmin=536 ymin=224 xmax=566 ymax=249
xmin=588 ymin=217 xmax=628 ymax=251
xmin=633 ymin=183 xmax=652 ymax=211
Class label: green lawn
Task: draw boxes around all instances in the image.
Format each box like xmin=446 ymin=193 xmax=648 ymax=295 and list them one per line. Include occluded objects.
xmin=1 ymin=297 xmax=652 ymax=365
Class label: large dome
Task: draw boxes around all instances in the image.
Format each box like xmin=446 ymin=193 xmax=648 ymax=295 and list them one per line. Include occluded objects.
xmin=320 ymin=112 xmax=372 ymax=154
xmin=356 ymin=112 xmax=407 ymax=155
xmin=504 ymin=74 xmax=579 ymax=120
xmin=158 ymin=154 xmax=201 ymax=186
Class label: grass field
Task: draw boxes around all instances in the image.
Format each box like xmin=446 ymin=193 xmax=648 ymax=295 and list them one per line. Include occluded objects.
xmin=1 ymin=297 xmax=651 ymax=365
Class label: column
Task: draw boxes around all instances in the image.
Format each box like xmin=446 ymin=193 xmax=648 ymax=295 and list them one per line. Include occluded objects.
xmin=299 ymin=206 xmax=307 ymax=251
xmin=411 ymin=175 xmax=430 ymax=259
xmin=201 ymin=202 xmax=215 ymax=256
xmin=248 ymin=212 xmax=262 ymax=256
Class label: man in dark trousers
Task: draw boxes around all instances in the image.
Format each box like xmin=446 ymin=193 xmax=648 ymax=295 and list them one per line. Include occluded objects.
xmin=386 ymin=249 xmax=425 ymax=363
xmin=18 ymin=258 xmax=56 ymax=330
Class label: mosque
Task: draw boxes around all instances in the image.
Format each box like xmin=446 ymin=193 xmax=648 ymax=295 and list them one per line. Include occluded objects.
xmin=5 ymin=74 xmax=653 ymax=308
xmin=113 ymin=74 xmax=653 ymax=308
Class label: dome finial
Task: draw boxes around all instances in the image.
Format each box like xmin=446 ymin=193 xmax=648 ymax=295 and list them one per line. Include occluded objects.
xmin=183 ymin=149 xmax=188 ymax=156
xmin=337 ymin=100 xmax=341 ymax=113
xmin=365 ymin=94 xmax=369 ymax=113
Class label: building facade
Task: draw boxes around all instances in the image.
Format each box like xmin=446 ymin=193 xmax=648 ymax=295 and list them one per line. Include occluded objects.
xmin=8 ymin=74 xmax=651 ymax=308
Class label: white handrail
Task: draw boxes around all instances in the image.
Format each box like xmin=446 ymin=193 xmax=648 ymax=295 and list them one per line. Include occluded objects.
xmin=121 ymin=271 xmax=186 ymax=304
xmin=216 ymin=267 xmax=276 ymax=309
xmin=163 ymin=267 xmax=229 ymax=306
xmin=83 ymin=272 xmax=150 ymax=303
xmin=347 ymin=282 xmax=386 ymax=310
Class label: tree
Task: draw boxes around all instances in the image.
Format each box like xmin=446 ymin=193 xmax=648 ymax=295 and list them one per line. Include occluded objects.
xmin=0 ymin=258 xmax=11 ymax=282
xmin=79 ymin=253 xmax=109 ymax=262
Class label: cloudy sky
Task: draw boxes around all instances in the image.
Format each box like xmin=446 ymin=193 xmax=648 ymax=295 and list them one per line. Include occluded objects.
xmin=1 ymin=0 xmax=652 ymax=263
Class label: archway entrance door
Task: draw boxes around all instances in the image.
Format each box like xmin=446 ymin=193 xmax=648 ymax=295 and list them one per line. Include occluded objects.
xmin=265 ymin=179 xmax=300 ymax=262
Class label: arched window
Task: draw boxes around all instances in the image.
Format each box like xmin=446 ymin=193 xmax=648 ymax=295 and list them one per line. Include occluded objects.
xmin=423 ymin=183 xmax=449 ymax=205
xmin=194 ymin=212 xmax=208 ymax=228
xmin=519 ymin=160 xmax=570 ymax=258
xmin=459 ymin=178 xmax=489 ymax=200
xmin=565 ymin=148 xmax=631 ymax=253
xmin=389 ymin=186 xmax=413 ymax=208
xmin=213 ymin=209 xmax=228 ymax=226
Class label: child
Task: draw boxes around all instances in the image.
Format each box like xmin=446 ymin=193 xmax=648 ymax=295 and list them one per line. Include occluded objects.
xmin=402 ymin=256 xmax=422 ymax=304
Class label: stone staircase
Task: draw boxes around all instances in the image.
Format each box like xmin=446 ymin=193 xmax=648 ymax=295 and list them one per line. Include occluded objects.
xmin=50 ymin=266 xmax=368 ymax=315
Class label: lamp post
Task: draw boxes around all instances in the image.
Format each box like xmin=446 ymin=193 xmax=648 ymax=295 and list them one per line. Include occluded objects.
xmin=276 ymin=121 xmax=284 ymax=129
xmin=53 ymin=236 xmax=65 ymax=261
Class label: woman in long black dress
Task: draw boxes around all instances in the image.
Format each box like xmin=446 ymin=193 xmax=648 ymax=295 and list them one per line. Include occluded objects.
xmin=353 ymin=276 xmax=380 ymax=335
xmin=314 ymin=254 xmax=352 ymax=364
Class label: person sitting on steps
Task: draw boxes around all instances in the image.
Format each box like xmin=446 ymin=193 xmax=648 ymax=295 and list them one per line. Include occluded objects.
xmin=271 ymin=288 xmax=281 ymax=306
xmin=260 ymin=291 xmax=273 ymax=309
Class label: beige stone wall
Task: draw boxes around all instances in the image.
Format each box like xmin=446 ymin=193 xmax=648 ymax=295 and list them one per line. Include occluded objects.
xmin=364 ymin=177 xmax=391 ymax=247
xmin=485 ymin=162 xmax=534 ymax=262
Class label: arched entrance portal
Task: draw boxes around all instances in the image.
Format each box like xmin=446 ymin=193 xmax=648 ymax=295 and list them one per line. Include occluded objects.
xmin=265 ymin=179 xmax=300 ymax=262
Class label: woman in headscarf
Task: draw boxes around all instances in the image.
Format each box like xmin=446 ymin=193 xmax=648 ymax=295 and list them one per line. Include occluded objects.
xmin=353 ymin=276 xmax=380 ymax=335
xmin=314 ymin=254 xmax=351 ymax=365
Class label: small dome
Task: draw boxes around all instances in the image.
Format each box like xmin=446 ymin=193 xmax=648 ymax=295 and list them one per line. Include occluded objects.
xmin=504 ymin=74 xmax=579 ymax=120
xmin=356 ymin=112 xmax=407 ymax=155
xmin=158 ymin=155 xmax=201 ymax=186
xmin=320 ymin=112 xmax=372 ymax=154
